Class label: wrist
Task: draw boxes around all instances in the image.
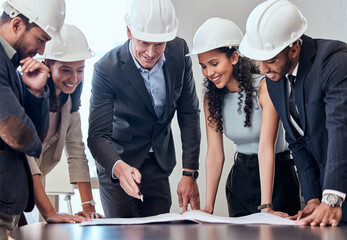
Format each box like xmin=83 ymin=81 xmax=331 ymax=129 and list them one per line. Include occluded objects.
xmin=321 ymin=194 xmax=343 ymax=207
xmin=42 ymin=208 xmax=58 ymax=219
xmin=82 ymin=205 xmax=96 ymax=212
xmin=81 ymin=199 xmax=95 ymax=207
xmin=257 ymin=203 xmax=273 ymax=211
xmin=204 ymin=204 xmax=214 ymax=214
xmin=307 ymin=198 xmax=320 ymax=205
xmin=182 ymin=169 xmax=199 ymax=180
xmin=28 ymin=88 xmax=44 ymax=97
xmin=113 ymin=160 xmax=125 ymax=178
xmin=261 ymin=207 xmax=272 ymax=213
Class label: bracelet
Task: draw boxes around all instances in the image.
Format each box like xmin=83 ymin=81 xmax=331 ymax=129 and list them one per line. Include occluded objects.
xmin=257 ymin=203 xmax=273 ymax=210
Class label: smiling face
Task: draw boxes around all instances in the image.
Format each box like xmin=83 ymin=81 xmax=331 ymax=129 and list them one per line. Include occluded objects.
xmin=47 ymin=60 xmax=85 ymax=96
xmin=257 ymin=45 xmax=300 ymax=82
xmin=198 ymin=49 xmax=239 ymax=92
xmin=127 ymin=28 xmax=166 ymax=70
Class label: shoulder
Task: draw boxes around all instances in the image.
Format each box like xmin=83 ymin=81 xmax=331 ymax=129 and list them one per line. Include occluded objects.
xmin=302 ymin=37 xmax=347 ymax=84
xmin=303 ymin=35 xmax=347 ymax=63
xmin=166 ymin=37 xmax=189 ymax=56
xmin=251 ymin=73 xmax=265 ymax=89
xmin=315 ymin=38 xmax=347 ymax=54
xmin=258 ymin=77 xmax=267 ymax=93
xmin=252 ymin=74 xmax=265 ymax=84
xmin=0 ymin=45 xmax=10 ymax=68
xmin=167 ymin=37 xmax=187 ymax=48
xmin=95 ymin=42 xmax=127 ymax=72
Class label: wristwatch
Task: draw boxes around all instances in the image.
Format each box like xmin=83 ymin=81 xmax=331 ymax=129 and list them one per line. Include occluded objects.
xmin=183 ymin=170 xmax=199 ymax=180
xmin=321 ymin=194 xmax=343 ymax=207
xmin=257 ymin=203 xmax=273 ymax=210
xmin=81 ymin=199 xmax=96 ymax=207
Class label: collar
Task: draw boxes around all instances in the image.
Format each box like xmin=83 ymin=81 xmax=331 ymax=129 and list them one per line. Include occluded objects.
xmin=286 ymin=62 xmax=299 ymax=79
xmin=128 ymin=40 xmax=166 ymax=73
xmin=0 ymin=34 xmax=19 ymax=66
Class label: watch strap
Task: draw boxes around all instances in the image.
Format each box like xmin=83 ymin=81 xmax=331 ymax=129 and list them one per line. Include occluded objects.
xmin=322 ymin=194 xmax=343 ymax=207
xmin=257 ymin=203 xmax=273 ymax=210
xmin=81 ymin=200 xmax=95 ymax=207
xmin=182 ymin=170 xmax=199 ymax=179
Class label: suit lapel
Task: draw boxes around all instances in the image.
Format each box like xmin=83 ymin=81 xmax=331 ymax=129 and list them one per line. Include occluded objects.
xmin=120 ymin=41 xmax=156 ymax=116
xmin=279 ymin=77 xmax=300 ymax=139
xmin=160 ymin=47 xmax=176 ymax=122
xmin=267 ymin=77 xmax=300 ymax=140
xmin=295 ymin=35 xmax=316 ymax=132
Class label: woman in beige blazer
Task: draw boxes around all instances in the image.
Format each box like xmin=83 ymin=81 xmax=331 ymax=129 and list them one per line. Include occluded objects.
xmin=27 ymin=24 xmax=103 ymax=223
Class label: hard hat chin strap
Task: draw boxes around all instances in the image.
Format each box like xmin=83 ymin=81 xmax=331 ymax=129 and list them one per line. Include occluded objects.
xmin=288 ymin=38 xmax=303 ymax=48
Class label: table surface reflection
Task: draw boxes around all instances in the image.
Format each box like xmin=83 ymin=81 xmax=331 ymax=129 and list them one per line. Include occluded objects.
xmin=10 ymin=222 xmax=347 ymax=240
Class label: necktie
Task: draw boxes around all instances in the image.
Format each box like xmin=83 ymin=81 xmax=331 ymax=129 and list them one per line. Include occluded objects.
xmin=288 ymin=75 xmax=302 ymax=128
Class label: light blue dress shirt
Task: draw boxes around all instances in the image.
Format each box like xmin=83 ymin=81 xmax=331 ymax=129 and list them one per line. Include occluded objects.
xmin=112 ymin=41 xmax=167 ymax=178
xmin=129 ymin=41 xmax=166 ymax=119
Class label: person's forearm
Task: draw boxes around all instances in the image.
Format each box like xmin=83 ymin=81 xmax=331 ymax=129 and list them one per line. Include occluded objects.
xmin=77 ymin=182 xmax=96 ymax=212
xmin=205 ymin=153 xmax=224 ymax=212
xmin=33 ymin=174 xmax=57 ymax=219
xmin=258 ymin=150 xmax=275 ymax=205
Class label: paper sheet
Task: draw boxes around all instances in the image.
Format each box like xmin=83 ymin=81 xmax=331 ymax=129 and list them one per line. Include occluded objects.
xmin=80 ymin=210 xmax=294 ymax=226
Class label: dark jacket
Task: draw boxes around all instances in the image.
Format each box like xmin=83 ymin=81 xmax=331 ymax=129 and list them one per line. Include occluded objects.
xmin=0 ymin=43 xmax=49 ymax=215
xmin=266 ymin=35 xmax=347 ymax=220
xmin=88 ymin=37 xmax=201 ymax=180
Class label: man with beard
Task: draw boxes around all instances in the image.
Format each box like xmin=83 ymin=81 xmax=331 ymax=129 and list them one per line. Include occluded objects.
xmin=240 ymin=0 xmax=347 ymax=226
xmin=0 ymin=0 xmax=65 ymax=237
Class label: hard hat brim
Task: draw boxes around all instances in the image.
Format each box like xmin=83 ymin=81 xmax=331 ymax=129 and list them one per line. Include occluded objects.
xmin=128 ymin=19 xmax=179 ymax=43
xmin=239 ymin=34 xmax=286 ymax=61
xmin=37 ymin=49 xmax=95 ymax=62
xmin=239 ymin=30 xmax=306 ymax=61
xmin=186 ymin=42 xmax=240 ymax=57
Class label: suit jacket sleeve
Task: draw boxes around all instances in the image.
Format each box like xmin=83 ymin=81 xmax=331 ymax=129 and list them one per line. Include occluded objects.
xmin=88 ymin=62 xmax=121 ymax=178
xmin=65 ymin=111 xmax=90 ymax=184
xmin=176 ymin=40 xmax=201 ymax=170
xmin=285 ymin=132 xmax=322 ymax=202
xmin=321 ymin=42 xmax=347 ymax=194
xmin=0 ymin=59 xmax=47 ymax=158
xmin=23 ymin=82 xmax=50 ymax=142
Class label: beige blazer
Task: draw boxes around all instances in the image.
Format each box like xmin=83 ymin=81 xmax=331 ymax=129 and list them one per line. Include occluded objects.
xmin=27 ymin=96 xmax=90 ymax=184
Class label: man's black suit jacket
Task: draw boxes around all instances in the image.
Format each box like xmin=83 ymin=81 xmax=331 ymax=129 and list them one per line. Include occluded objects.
xmin=266 ymin=35 xmax=347 ymax=220
xmin=0 ymin=43 xmax=49 ymax=215
xmin=88 ymin=37 xmax=201 ymax=180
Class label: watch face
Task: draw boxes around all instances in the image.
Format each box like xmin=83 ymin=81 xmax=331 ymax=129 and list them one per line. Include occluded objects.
xmin=327 ymin=194 xmax=338 ymax=205
xmin=90 ymin=199 xmax=96 ymax=206
xmin=193 ymin=171 xmax=199 ymax=179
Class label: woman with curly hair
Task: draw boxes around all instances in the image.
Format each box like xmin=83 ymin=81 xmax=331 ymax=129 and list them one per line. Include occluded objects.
xmin=188 ymin=18 xmax=301 ymax=217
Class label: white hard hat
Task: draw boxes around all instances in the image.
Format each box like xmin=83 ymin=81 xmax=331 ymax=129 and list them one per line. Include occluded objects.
xmin=186 ymin=17 xmax=243 ymax=56
xmin=239 ymin=0 xmax=307 ymax=61
xmin=125 ymin=0 xmax=179 ymax=42
xmin=2 ymin=0 xmax=65 ymax=43
xmin=40 ymin=24 xmax=94 ymax=62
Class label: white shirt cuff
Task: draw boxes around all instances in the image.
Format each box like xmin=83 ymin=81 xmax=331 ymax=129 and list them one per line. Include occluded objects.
xmin=323 ymin=189 xmax=346 ymax=201
xmin=112 ymin=160 xmax=123 ymax=179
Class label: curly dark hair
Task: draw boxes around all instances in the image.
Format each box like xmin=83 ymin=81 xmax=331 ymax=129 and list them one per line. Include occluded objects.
xmin=204 ymin=47 xmax=259 ymax=132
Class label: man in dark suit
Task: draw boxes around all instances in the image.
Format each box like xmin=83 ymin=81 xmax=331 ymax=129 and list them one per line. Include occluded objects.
xmin=240 ymin=0 xmax=347 ymax=226
xmin=88 ymin=0 xmax=201 ymax=218
xmin=0 ymin=0 xmax=65 ymax=237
